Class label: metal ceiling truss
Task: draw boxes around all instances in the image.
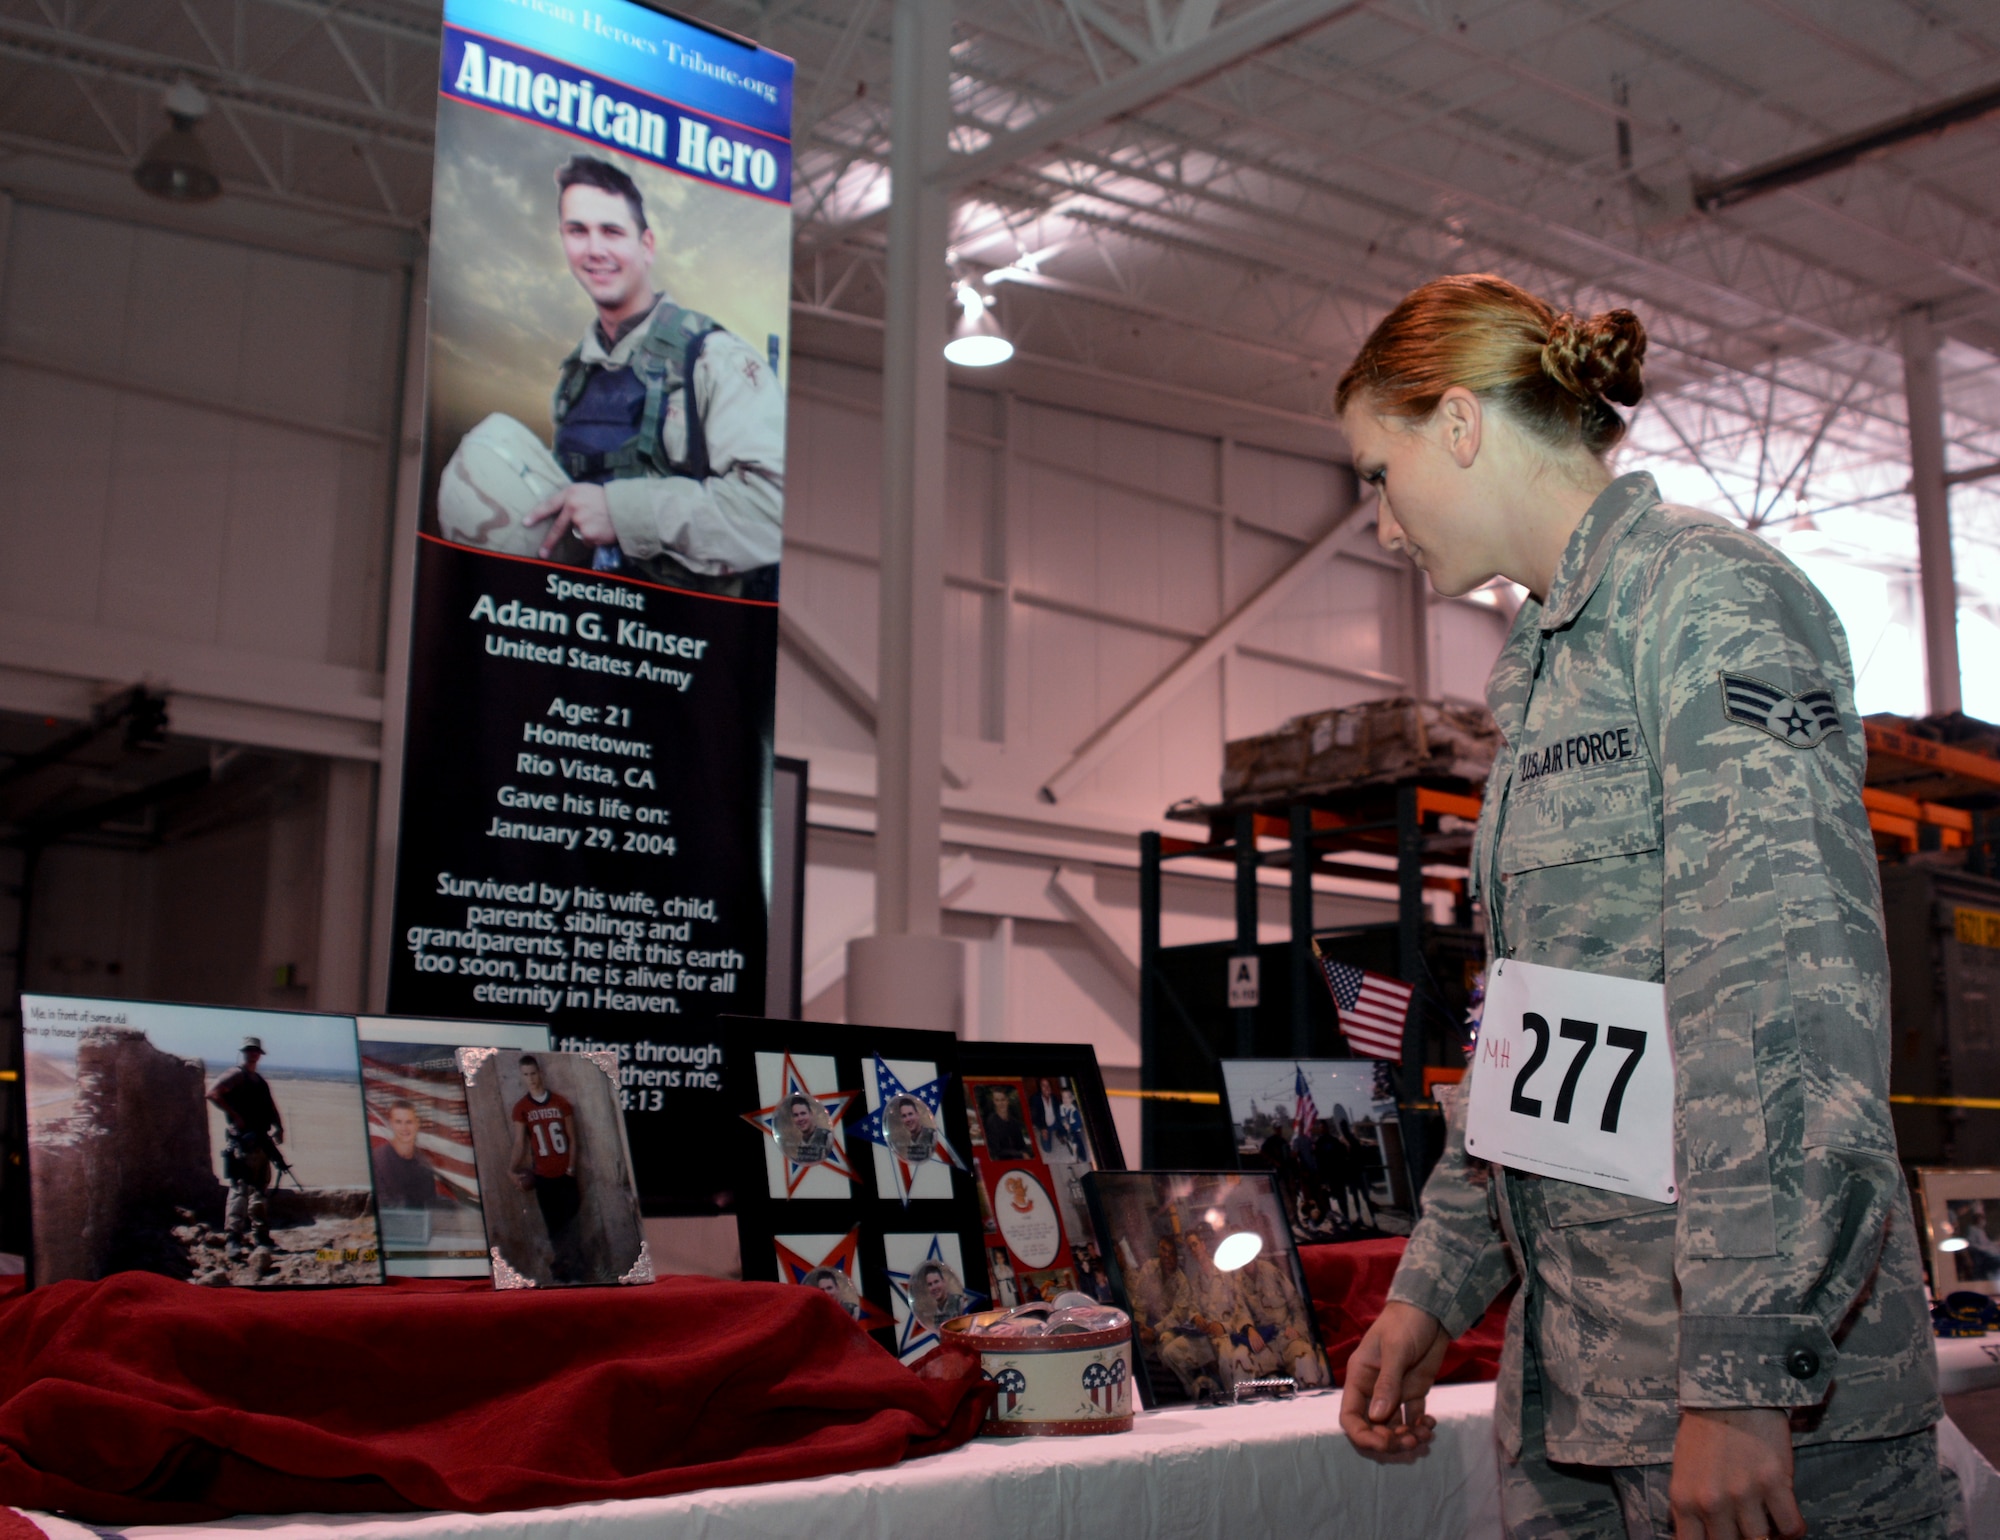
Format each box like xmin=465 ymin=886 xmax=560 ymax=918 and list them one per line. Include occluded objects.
xmin=4 ymin=0 xmax=2000 ymax=571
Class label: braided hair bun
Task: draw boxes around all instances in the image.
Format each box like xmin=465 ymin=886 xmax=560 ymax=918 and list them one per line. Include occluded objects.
xmin=1540 ymin=309 xmax=1647 ymax=408
xmin=1335 ymin=276 xmax=1648 ymax=457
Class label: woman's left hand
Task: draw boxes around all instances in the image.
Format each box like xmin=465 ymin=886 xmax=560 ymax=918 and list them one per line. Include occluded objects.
xmin=1669 ymin=1407 xmax=1805 ymax=1540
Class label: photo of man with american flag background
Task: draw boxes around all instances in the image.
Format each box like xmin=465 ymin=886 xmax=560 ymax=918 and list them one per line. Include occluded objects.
xmin=361 ymin=1041 xmax=493 ymax=1278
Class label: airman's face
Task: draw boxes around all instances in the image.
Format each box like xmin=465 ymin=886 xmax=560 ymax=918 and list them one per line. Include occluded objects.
xmin=559 ymin=184 xmax=655 ymax=313
xmin=1157 ymin=1237 xmax=1178 ymax=1273
xmin=897 ymin=1100 xmax=923 ymax=1133
xmin=815 ymin=1273 xmax=841 ymax=1298
xmin=926 ymin=1270 xmax=951 ymax=1305
xmin=1342 ymin=393 xmax=1503 ymax=599
xmin=790 ymin=1101 xmax=815 ymax=1134
xmin=389 ymin=1106 xmax=420 ymax=1158
xmin=522 ymin=1061 xmax=547 ymax=1096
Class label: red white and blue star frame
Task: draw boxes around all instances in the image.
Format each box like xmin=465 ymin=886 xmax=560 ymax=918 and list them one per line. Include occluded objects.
xmin=883 ymin=1231 xmax=984 ymax=1361
xmin=854 ymin=1053 xmax=967 ymax=1205
xmin=741 ymin=1051 xmax=859 ymax=1197
xmin=774 ymin=1227 xmax=893 ymax=1331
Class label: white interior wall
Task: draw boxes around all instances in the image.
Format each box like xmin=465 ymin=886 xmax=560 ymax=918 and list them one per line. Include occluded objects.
xmin=779 ymin=354 xmax=1512 ymax=1140
xmin=0 ymin=194 xmax=403 ymax=1014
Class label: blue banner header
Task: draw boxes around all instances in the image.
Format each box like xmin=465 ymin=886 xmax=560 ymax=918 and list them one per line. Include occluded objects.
xmin=444 ymin=0 xmax=792 ymax=143
xmin=441 ymin=25 xmax=791 ymax=202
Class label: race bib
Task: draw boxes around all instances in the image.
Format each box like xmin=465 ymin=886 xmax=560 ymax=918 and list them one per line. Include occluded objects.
xmin=1463 ymin=958 xmax=1677 ymax=1203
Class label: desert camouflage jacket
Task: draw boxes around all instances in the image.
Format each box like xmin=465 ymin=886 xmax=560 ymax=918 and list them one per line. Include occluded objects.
xmin=1386 ymin=472 xmax=1938 ymax=1466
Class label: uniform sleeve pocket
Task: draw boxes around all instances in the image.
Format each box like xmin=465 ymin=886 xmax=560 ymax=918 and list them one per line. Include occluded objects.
xmin=1678 ymin=1010 xmax=1778 ymax=1258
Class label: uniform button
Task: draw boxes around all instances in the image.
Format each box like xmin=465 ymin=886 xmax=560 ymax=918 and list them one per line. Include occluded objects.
xmin=1785 ymin=1347 xmax=1819 ymax=1380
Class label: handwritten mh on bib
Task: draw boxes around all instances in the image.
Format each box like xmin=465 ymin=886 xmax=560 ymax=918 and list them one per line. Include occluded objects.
xmin=1464 ymin=957 xmax=1677 ymax=1204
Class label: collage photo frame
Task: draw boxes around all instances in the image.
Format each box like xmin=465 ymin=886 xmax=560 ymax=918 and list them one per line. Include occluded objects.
xmin=723 ymin=1018 xmax=990 ymax=1364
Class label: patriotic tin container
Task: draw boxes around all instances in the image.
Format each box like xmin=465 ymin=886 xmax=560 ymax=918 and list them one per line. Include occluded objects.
xmin=938 ymin=1315 xmax=1134 ymax=1436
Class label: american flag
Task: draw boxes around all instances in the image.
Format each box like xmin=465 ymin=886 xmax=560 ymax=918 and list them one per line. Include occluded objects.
xmin=1292 ymin=1065 xmax=1318 ymax=1137
xmin=1314 ymin=952 xmax=1414 ymax=1062
xmin=361 ymin=1052 xmax=480 ymax=1206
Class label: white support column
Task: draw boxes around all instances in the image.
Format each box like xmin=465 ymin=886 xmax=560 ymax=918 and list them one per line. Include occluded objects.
xmin=1901 ymin=310 xmax=1962 ymax=716
xmin=847 ymin=0 xmax=962 ymax=1031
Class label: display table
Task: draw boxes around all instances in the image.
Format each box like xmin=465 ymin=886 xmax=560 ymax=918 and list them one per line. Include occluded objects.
xmin=20 ymin=1387 xmax=2000 ymax=1540
xmin=24 ymin=1387 xmax=1503 ymax=1540
xmin=1939 ymin=1335 xmax=2000 ymax=1396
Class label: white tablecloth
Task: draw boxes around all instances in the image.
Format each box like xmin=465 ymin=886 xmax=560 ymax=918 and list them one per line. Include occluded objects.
xmin=1939 ymin=1334 xmax=2000 ymax=1396
xmin=20 ymin=1381 xmax=1999 ymax=1540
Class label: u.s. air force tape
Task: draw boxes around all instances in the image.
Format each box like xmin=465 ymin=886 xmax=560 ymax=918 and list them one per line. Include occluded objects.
xmin=1718 ymin=670 xmax=1841 ymax=748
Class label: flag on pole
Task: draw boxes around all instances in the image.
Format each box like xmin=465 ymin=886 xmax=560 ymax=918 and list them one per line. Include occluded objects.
xmin=1292 ymin=1064 xmax=1318 ymax=1137
xmin=1312 ymin=950 xmax=1414 ymax=1061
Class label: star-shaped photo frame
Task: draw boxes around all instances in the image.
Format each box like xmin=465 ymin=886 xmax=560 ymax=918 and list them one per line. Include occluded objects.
xmin=775 ymin=1228 xmax=893 ymax=1331
xmin=852 ymin=1053 xmax=967 ymax=1205
xmin=741 ymin=1052 xmax=860 ymax=1197
xmin=884 ymin=1232 xmax=986 ymax=1360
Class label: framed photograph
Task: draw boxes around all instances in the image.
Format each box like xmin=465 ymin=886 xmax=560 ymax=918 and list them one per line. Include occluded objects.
xmin=959 ymin=1042 xmax=1124 ymax=1308
xmin=723 ymin=1018 xmax=990 ymax=1364
xmin=22 ymin=994 xmax=381 ymax=1289
xmin=1219 ymin=1058 xmax=1410 ymax=1245
xmin=1084 ymin=1169 xmax=1331 ymax=1408
xmin=361 ymin=1042 xmax=492 ymax=1278
xmin=1916 ymin=1167 xmax=2000 ymax=1297
xmin=460 ymin=1048 xmax=651 ymax=1288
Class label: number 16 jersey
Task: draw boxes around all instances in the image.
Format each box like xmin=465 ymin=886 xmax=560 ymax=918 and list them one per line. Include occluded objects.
xmin=513 ymin=1091 xmax=576 ymax=1179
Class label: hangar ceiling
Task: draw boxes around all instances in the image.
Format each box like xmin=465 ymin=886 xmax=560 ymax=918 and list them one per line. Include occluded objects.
xmin=2 ymin=0 xmax=1997 ymax=708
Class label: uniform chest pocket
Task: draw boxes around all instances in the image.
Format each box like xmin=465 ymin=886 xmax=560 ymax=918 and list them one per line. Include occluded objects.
xmin=1500 ymin=762 xmax=1661 ymax=877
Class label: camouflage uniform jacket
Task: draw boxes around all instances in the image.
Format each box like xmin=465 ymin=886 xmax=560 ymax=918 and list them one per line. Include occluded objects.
xmin=1385 ymin=472 xmax=1938 ymax=1465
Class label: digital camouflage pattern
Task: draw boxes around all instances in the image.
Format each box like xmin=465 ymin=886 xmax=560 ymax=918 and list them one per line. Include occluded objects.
xmin=1387 ymin=472 xmax=1938 ymax=1466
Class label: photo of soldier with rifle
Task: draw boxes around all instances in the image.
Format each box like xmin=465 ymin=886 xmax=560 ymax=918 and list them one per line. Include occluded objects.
xmin=208 ymin=1036 xmax=295 ymax=1275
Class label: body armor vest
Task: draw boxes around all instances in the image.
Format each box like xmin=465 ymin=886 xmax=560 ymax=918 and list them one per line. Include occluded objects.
xmin=550 ymin=300 xmax=775 ymax=599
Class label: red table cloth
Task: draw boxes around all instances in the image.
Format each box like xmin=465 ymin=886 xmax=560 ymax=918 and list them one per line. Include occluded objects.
xmin=0 ymin=1239 xmax=1501 ymax=1526
xmin=1300 ymin=1236 xmax=1510 ymax=1385
xmin=0 ymin=1273 xmax=990 ymax=1524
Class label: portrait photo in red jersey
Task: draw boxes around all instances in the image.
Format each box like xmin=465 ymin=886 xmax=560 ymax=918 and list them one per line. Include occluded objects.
xmin=459 ymin=1047 xmax=648 ymax=1288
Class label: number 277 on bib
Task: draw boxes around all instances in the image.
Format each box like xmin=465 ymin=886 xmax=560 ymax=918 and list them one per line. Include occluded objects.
xmin=1462 ymin=958 xmax=1678 ymax=1204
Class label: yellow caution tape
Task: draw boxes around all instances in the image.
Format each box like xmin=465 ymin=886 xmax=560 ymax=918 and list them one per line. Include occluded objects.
xmin=1892 ymin=1094 xmax=2000 ymax=1111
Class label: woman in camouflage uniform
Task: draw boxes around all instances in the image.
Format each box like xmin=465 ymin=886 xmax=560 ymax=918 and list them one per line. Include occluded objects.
xmin=1333 ymin=276 xmax=1946 ymax=1540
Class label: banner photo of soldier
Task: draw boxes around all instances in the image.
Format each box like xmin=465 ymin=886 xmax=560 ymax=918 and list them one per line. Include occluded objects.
xmin=361 ymin=1041 xmax=492 ymax=1278
xmin=21 ymin=994 xmax=381 ymax=1289
xmin=772 ymin=1229 xmax=892 ymax=1331
xmin=959 ymin=1042 xmax=1127 ymax=1307
xmin=1310 ymin=948 xmax=1415 ymax=1060
xmin=742 ymin=1050 xmax=858 ymax=1200
xmin=1084 ymin=1169 xmax=1332 ymax=1409
xmin=459 ymin=1047 xmax=649 ymax=1288
xmin=883 ymin=1232 xmax=983 ymax=1365
xmin=385 ymin=0 xmax=794 ymax=1219
xmin=1219 ymin=1058 xmax=1409 ymax=1245
xmin=722 ymin=1019 xmax=992 ymax=1359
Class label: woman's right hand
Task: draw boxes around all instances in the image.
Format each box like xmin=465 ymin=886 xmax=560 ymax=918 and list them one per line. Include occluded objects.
xmin=1339 ymin=1301 xmax=1452 ymax=1455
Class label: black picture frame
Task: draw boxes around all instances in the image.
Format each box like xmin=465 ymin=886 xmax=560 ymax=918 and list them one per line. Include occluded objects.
xmin=1083 ymin=1168 xmax=1332 ymax=1409
xmin=722 ymin=1017 xmax=990 ymax=1364
xmin=957 ymin=1040 xmax=1125 ymax=1308
xmin=1217 ymin=1056 xmax=1410 ymax=1246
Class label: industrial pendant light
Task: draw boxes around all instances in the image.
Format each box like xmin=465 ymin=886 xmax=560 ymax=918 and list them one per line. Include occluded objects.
xmin=134 ymin=82 xmax=222 ymax=203
xmin=943 ymin=282 xmax=1013 ymax=367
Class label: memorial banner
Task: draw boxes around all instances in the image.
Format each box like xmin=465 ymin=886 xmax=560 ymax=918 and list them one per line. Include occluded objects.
xmin=389 ymin=0 xmax=792 ymax=1210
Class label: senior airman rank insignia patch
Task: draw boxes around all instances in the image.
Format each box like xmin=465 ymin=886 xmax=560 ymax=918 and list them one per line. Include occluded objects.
xmin=1719 ymin=671 xmax=1841 ymax=748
